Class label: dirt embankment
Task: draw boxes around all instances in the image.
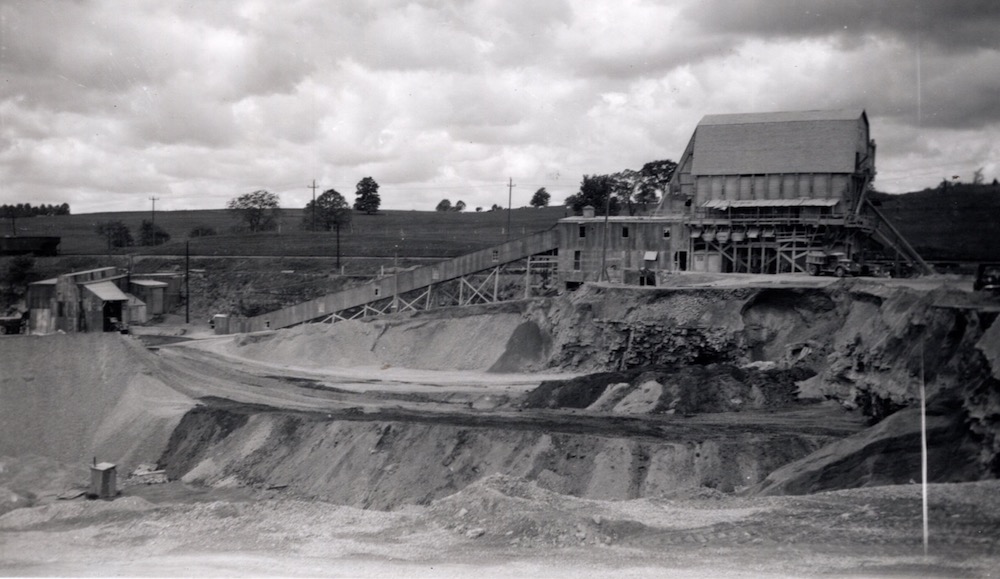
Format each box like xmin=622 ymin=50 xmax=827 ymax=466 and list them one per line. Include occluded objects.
xmin=183 ymin=279 xmax=1000 ymax=496
xmin=0 ymin=334 xmax=194 ymax=468
xmin=202 ymin=301 xmax=548 ymax=372
xmin=157 ymin=404 xmax=834 ymax=509
xmin=509 ymin=281 xmax=1000 ymax=491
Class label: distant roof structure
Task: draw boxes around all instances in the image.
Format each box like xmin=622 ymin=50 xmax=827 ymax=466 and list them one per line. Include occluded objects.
xmin=129 ymin=279 xmax=168 ymax=287
xmin=83 ymin=281 xmax=130 ymax=302
xmin=690 ymin=109 xmax=868 ymax=176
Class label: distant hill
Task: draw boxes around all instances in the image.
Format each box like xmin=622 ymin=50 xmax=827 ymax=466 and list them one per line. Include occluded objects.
xmin=3 ymin=186 xmax=996 ymax=262
xmin=5 ymin=206 xmax=569 ymax=258
xmin=872 ymin=184 xmax=1000 ymax=262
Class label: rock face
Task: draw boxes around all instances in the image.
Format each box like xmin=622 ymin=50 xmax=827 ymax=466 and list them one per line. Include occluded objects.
xmin=158 ymin=406 xmax=833 ymax=509
xmin=527 ymin=280 xmax=1000 ymax=488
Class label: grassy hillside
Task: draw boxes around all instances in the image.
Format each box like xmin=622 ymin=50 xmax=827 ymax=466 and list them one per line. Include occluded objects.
xmin=6 ymin=206 xmax=569 ymax=258
xmin=872 ymin=184 xmax=1000 ymax=262
xmin=4 ymin=185 xmax=998 ymax=262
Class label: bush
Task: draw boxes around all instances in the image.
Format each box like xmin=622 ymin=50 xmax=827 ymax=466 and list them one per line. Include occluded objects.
xmin=189 ymin=224 xmax=218 ymax=238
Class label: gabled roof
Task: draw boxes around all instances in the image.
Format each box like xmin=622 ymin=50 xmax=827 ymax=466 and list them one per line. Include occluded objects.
xmin=690 ymin=109 xmax=867 ymax=176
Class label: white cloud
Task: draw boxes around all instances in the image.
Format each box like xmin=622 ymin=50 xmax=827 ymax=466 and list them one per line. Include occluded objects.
xmin=1 ymin=0 xmax=998 ymax=214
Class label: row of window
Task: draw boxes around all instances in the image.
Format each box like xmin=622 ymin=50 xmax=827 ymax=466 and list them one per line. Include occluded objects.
xmin=578 ymin=225 xmax=671 ymax=239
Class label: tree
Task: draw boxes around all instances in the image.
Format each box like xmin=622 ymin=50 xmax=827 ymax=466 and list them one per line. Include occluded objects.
xmin=353 ymin=177 xmax=381 ymax=214
xmin=530 ymin=188 xmax=551 ymax=208
xmin=138 ymin=219 xmax=171 ymax=246
xmin=453 ymin=200 xmax=466 ymax=212
xmin=4 ymin=255 xmax=37 ymax=302
xmin=436 ymin=199 xmax=452 ymax=212
xmin=566 ymin=174 xmax=621 ymax=216
xmin=973 ymin=167 xmax=985 ymax=185
xmin=227 ymin=190 xmax=280 ymax=232
xmin=95 ymin=220 xmax=134 ymax=250
xmin=189 ymin=224 xmax=217 ymax=238
xmin=0 ymin=205 xmax=18 ymax=235
xmin=490 ymin=203 xmax=502 ymax=212
xmin=475 ymin=207 xmax=483 ymax=212
xmin=302 ymin=189 xmax=352 ymax=232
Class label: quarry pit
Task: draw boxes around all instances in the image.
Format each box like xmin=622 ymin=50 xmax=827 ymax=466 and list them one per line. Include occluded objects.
xmin=2 ymin=277 xmax=999 ymax=576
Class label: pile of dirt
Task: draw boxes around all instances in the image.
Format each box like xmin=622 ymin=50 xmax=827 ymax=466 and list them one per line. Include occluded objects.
xmin=753 ymin=392 xmax=983 ymax=495
xmin=156 ymin=402 xmax=836 ymax=508
xmin=0 ymin=334 xmax=195 ymax=470
xmin=520 ymin=364 xmax=813 ymax=415
xmin=207 ymin=305 xmax=537 ymax=372
xmin=0 ymin=456 xmax=89 ymax=517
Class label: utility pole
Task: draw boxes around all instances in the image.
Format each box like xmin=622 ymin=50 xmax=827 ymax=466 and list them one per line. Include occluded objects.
xmin=506 ymin=177 xmax=516 ymax=241
xmin=149 ymin=195 xmax=159 ymax=227
xmin=309 ymin=180 xmax=318 ymax=231
xmin=185 ymin=240 xmax=190 ymax=324
xmin=600 ymin=189 xmax=611 ymax=281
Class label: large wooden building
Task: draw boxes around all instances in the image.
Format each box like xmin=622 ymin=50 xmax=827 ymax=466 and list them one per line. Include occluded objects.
xmin=556 ymin=109 xmax=927 ymax=288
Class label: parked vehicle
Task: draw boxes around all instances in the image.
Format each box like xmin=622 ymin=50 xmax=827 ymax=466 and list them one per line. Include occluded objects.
xmin=806 ymin=251 xmax=861 ymax=277
xmin=973 ymin=263 xmax=1000 ymax=294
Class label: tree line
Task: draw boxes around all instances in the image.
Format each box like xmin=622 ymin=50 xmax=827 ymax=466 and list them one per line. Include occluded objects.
xmin=565 ymin=159 xmax=677 ymax=216
xmin=1 ymin=203 xmax=72 ymax=234
xmin=0 ymin=203 xmax=71 ymax=217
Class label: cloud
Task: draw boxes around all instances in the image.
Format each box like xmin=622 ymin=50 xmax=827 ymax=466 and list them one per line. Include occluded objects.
xmin=0 ymin=0 xmax=998 ymax=213
xmin=685 ymin=0 xmax=1000 ymax=54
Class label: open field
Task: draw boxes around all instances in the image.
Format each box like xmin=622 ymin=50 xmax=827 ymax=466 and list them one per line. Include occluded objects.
xmin=6 ymin=186 xmax=1000 ymax=262
xmin=6 ymin=206 xmax=568 ymax=258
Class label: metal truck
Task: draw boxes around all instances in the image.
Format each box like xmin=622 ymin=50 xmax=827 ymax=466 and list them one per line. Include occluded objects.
xmin=806 ymin=251 xmax=861 ymax=277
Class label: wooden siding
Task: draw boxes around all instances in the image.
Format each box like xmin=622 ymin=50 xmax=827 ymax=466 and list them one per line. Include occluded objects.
xmin=557 ymin=220 xmax=686 ymax=282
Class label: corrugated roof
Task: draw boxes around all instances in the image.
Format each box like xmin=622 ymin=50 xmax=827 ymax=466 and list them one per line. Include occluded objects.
xmin=83 ymin=281 xmax=130 ymax=301
xmin=703 ymin=198 xmax=841 ymax=209
xmin=699 ymin=109 xmax=864 ymax=126
xmin=130 ymin=279 xmax=168 ymax=287
xmin=691 ymin=109 xmax=866 ymax=176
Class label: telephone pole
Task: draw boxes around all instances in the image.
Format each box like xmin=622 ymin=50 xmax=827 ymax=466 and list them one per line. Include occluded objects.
xmin=148 ymin=196 xmax=159 ymax=229
xmin=309 ymin=180 xmax=318 ymax=231
xmin=506 ymin=177 xmax=516 ymax=241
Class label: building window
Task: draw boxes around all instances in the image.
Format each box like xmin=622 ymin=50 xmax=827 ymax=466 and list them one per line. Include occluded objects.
xmin=491 ymin=249 xmax=499 ymax=263
xmin=578 ymin=225 xmax=587 ymax=238
xmin=374 ymin=287 xmax=381 ymax=297
xmin=621 ymin=226 xmax=629 ymax=238
xmin=573 ymin=250 xmax=582 ymax=271
xmin=663 ymin=228 xmax=671 ymax=239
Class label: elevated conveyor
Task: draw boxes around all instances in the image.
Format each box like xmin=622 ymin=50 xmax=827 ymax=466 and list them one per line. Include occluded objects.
xmin=862 ymin=199 xmax=933 ymax=275
xmin=239 ymin=231 xmax=559 ymax=332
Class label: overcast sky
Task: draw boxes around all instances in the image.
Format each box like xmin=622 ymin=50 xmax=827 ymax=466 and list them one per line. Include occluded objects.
xmin=2 ymin=0 xmax=998 ymax=214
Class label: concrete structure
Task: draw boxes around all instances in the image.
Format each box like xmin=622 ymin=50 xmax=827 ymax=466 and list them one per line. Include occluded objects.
xmin=555 ymin=109 xmax=928 ymax=287
xmin=129 ymin=279 xmax=167 ymax=316
xmin=89 ymin=462 xmax=117 ymax=499
xmin=27 ymin=267 xmax=135 ymax=333
xmin=131 ymin=273 xmax=184 ymax=311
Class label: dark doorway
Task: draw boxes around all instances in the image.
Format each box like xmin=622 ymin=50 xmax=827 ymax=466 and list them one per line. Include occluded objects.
xmin=102 ymin=301 xmax=124 ymax=332
xmin=675 ymin=251 xmax=688 ymax=271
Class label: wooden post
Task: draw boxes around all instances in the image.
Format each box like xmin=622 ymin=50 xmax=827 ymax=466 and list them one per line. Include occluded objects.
xmin=525 ymin=257 xmax=532 ymax=299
